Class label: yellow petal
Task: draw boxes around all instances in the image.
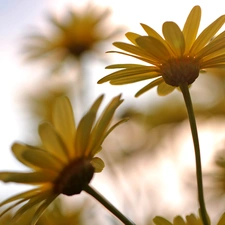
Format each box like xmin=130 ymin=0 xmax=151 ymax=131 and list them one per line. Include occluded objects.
xmin=190 ymin=15 xmax=225 ymax=54
xmin=163 ymin=22 xmax=185 ymax=56
xmin=153 ymin=216 xmax=172 ymax=225
xmin=11 ymin=143 xmax=40 ymax=170
xmin=113 ymin=42 xmax=159 ymax=63
xmin=218 ymin=213 xmax=225 ymax=225
xmin=11 ymin=191 xmax=53 ymax=223
xmin=38 ymin=123 xmax=69 ymax=161
xmin=75 ymin=95 xmax=104 ymax=157
xmin=91 ymin=157 xmax=105 ymax=172
xmin=110 ymin=72 xmax=160 ymax=85
xmin=125 ymin=32 xmax=141 ymax=45
xmin=53 ymin=96 xmax=76 ymax=157
xmin=196 ymin=36 xmax=225 ymax=60
xmin=135 ymin=77 xmax=164 ymax=97
xmin=0 ymin=171 xmax=55 ymax=184
xmin=183 ymin=5 xmax=201 ymax=54
xmin=173 ymin=216 xmax=186 ymax=225
xmin=102 ymin=66 xmax=159 ymax=83
xmin=12 ymin=143 xmax=64 ymax=172
xmin=106 ymin=63 xmax=146 ymax=69
xmin=157 ymin=82 xmax=175 ymax=96
xmin=0 ymin=188 xmax=42 ymax=206
xmin=136 ymin=36 xmax=170 ymax=62
xmin=31 ymin=195 xmax=57 ymax=225
xmin=86 ymin=95 xmax=123 ymax=156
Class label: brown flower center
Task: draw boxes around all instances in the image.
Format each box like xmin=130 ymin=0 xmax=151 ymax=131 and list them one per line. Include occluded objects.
xmin=54 ymin=158 xmax=94 ymax=196
xmin=160 ymin=57 xmax=200 ymax=86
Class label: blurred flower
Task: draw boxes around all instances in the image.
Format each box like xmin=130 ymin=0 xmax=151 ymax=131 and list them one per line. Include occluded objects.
xmin=153 ymin=213 xmax=225 ymax=225
xmin=98 ymin=5 xmax=225 ymax=97
xmin=0 ymin=95 xmax=125 ymax=225
xmin=22 ymin=3 xmax=121 ymax=74
xmin=22 ymin=77 xmax=74 ymax=124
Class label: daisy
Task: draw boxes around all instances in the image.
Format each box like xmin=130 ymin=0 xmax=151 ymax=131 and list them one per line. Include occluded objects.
xmin=0 ymin=94 xmax=125 ymax=225
xmin=153 ymin=213 xmax=225 ymax=225
xmin=22 ymin=3 xmax=121 ymax=74
xmin=98 ymin=5 xmax=225 ymax=97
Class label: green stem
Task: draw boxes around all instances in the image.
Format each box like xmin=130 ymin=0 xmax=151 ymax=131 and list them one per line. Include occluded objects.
xmin=84 ymin=185 xmax=136 ymax=225
xmin=179 ymin=83 xmax=209 ymax=225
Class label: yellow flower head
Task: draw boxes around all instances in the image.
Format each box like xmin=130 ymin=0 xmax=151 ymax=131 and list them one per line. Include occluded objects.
xmin=153 ymin=213 xmax=225 ymax=225
xmin=98 ymin=6 xmax=225 ymax=96
xmin=0 ymin=95 xmax=124 ymax=225
xmin=22 ymin=3 xmax=120 ymax=73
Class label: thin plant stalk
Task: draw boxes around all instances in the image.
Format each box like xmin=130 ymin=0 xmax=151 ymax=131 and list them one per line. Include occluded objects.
xmin=84 ymin=185 xmax=136 ymax=225
xmin=179 ymin=82 xmax=209 ymax=225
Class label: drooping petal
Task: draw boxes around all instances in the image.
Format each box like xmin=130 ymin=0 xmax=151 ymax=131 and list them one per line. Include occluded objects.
xmin=0 ymin=187 xmax=46 ymax=206
xmin=86 ymin=95 xmax=123 ymax=156
xmin=163 ymin=22 xmax=185 ymax=56
xmin=91 ymin=157 xmax=105 ymax=172
xmin=38 ymin=123 xmax=69 ymax=160
xmin=190 ymin=15 xmax=225 ymax=54
xmin=136 ymin=36 xmax=171 ymax=62
xmin=53 ymin=96 xmax=76 ymax=156
xmin=157 ymin=82 xmax=176 ymax=96
xmin=135 ymin=77 xmax=164 ymax=97
xmin=182 ymin=5 xmax=201 ymax=54
xmin=31 ymin=195 xmax=57 ymax=225
xmin=0 ymin=171 xmax=56 ymax=184
xmin=75 ymin=95 xmax=104 ymax=157
xmin=106 ymin=63 xmax=149 ymax=69
xmin=11 ymin=191 xmax=53 ymax=223
xmin=201 ymin=54 xmax=225 ymax=68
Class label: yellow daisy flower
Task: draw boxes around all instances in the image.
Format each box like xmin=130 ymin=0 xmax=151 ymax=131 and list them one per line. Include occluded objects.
xmin=22 ymin=3 xmax=121 ymax=73
xmin=0 ymin=94 xmax=124 ymax=225
xmin=153 ymin=213 xmax=225 ymax=225
xmin=98 ymin=5 xmax=225 ymax=96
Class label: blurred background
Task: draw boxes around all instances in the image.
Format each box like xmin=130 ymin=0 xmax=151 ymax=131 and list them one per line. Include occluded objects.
xmin=1 ymin=0 xmax=225 ymax=224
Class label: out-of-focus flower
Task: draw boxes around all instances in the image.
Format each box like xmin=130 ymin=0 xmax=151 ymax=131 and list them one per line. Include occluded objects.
xmin=153 ymin=213 xmax=225 ymax=225
xmin=153 ymin=214 xmax=203 ymax=225
xmin=98 ymin=5 xmax=225 ymax=97
xmin=0 ymin=94 xmax=125 ymax=225
xmin=22 ymin=3 xmax=121 ymax=74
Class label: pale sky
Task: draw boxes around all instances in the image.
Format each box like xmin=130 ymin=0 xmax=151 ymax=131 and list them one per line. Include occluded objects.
xmin=1 ymin=0 xmax=225 ymax=220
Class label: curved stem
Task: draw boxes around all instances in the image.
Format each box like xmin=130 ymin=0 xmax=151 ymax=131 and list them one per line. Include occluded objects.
xmin=179 ymin=83 xmax=209 ymax=225
xmin=84 ymin=185 xmax=136 ymax=225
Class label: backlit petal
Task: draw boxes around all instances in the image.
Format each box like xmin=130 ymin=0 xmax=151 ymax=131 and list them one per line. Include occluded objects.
xmin=190 ymin=15 xmax=225 ymax=54
xmin=183 ymin=5 xmax=201 ymax=53
xmin=38 ymin=123 xmax=69 ymax=160
xmin=163 ymin=22 xmax=185 ymax=56
xmin=75 ymin=95 xmax=104 ymax=157
xmin=135 ymin=77 xmax=164 ymax=97
xmin=91 ymin=157 xmax=105 ymax=172
xmin=86 ymin=95 xmax=123 ymax=156
xmin=157 ymin=82 xmax=176 ymax=96
xmin=136 ymin=36 xmax=170 ymax=62
xmin=12 ymin=143 xmax=64 ymax=172
xmin=0 ymin=171 xmax=56 ymax=184
xmin=125 ymin=32 xmax=141 ymax=45
xmin=53 ymin=96 xmax=76 ymax=157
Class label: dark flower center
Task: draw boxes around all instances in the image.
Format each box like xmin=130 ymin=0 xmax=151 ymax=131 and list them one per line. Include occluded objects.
xmin=160 ymin=57 xmax=200 ymax=86
xmin=54 ymin=158 xmax=94 ymax=196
